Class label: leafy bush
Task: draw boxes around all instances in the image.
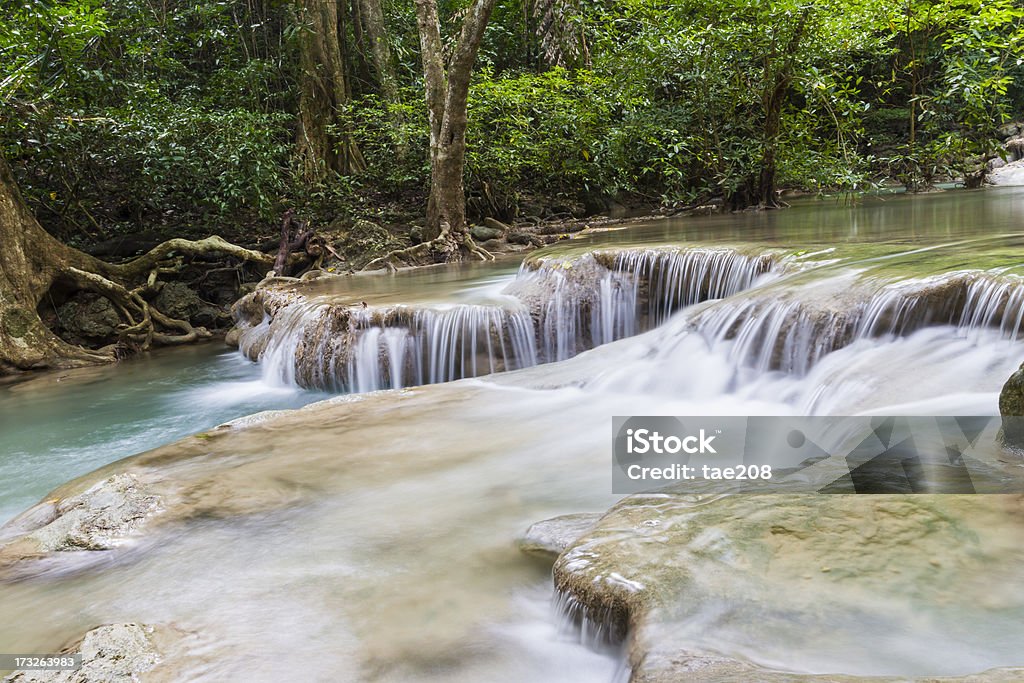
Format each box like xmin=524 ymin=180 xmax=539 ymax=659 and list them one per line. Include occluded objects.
xmin=464 ymin=68 xmax=617 ymax=204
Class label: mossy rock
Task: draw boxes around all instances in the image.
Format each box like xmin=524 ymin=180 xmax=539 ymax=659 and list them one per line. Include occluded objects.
xmin=999 ymin=362 xmax=1024 ymax=448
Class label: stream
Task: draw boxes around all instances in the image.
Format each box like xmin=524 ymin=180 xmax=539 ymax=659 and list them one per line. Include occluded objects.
xmin=2 ymin=188 xmax=1024 ymax=682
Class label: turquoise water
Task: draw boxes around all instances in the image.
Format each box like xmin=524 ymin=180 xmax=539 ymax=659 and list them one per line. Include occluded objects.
xmin=0 ymin=344 xmax=326 ymax=523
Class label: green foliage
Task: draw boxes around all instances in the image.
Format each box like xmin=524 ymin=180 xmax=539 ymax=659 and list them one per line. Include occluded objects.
xmin=3 ymin=0 xmax=1024 ymax=243
xmin=465 ymin=67 xmax=615 ymax=199
xmin=1 ymin=0 xmax=296 ymax=240
xmin=872 ymin=0 xmax=1024 ymax=188
xmin=8 ymin=101 xmax=293 ymax=237
xmin=346 ymin=91 xmax=430 ymax=190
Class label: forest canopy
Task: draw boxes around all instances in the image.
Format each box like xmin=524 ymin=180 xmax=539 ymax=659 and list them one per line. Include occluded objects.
xmin=2 ymin=0 xmax=1023 ymax=245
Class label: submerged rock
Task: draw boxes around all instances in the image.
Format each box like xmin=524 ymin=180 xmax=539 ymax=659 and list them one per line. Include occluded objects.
xmin=517 ymin=513 xmax=601 ymax=560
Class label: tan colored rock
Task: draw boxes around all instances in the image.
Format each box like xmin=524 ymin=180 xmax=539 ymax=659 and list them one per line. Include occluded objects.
xmin=4 ymin=623 xmax=185 ymax=683
xmin=517 ymin=513 xmax=602 ymax=560
xmin=0 ymin=474 xmax=160 ymax=574
xmin=554 ymin=493 xmax=1024 ymax=682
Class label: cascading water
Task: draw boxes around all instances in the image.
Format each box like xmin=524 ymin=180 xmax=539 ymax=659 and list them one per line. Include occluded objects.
xmin=238 ymin=240 xmax=1024 ymax=391
xmin=687 ymin=270 xmax=1024 ymax=376
xmin=7 ymin=195 xmax=1024 ymax=683
xmin=236 ymin=247 xmax=784 ymax=389
xmin=240 ymin=301 xmax=540 ymax=392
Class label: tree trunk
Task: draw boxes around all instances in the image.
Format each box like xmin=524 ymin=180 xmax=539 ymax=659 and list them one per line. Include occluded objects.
xmin=744 ymin=10 xmax=809 ymax=210
xmin=296 ymin=0 xmax=365 ymax=181
xmin=416 ymin=0 xmax=495 ymax=249
xmin=0 ymin=159 xmax=111 ymax=372
xmin=357 ymin=0 xmax=399 ymax=107
xmin=757 ymin=92 xmax=784 ymax=208
xmin=361 ymin=0 xmax=498 ymax=270
xmin=0 ymin=157 xmax=274 ymax=374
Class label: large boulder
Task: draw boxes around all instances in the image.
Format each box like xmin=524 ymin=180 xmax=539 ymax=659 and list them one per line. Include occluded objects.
xmin=999 ymin=362 xmax=1024 ymax=416
xmin=988 ymin=159 xmax=1024 ymax=186
xmin=153 ymin=281 xmax=223 ymax=329
xmin=55 ymin=294 xmax=121 ymax=345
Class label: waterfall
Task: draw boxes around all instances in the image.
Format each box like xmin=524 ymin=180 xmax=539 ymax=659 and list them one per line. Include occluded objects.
xmin=235 ymin=244 xmax=1024 ymax=392
xmin=236 ymin=247 xmax=783 ymax=390
xmin=690 ymin=271 xmax=1024 ymax=375
xmin=610 ymin=247 xmax=778 ymax=325
xmin=553 ymin=588 xmax=628 ymax=650
xmin=508 ymin=247 xmax=780 ymax=362
xmin=240 ymin=299 xmax=539 ymax=392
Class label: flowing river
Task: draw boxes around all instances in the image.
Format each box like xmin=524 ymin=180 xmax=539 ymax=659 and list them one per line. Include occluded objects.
xmin=2 ymin=188 xmax=1024 ymax=682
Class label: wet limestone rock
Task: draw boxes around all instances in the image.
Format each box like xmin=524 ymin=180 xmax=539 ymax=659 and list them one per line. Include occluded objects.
xmin=999 ymin=361 xmax=1024 ymax=449
xmin=554 ymin=492 xmax=1024 ymax=682
xmin=3 ymin=623 xmax=182 ymax=683
xmin=517 ymin=513 xmax=601 ymax=560
xmin=988 ymin=159 xmax=1024 ymax=186
xmin=0 ymin=474 xmax=160 ymax=573
xmin=999 ymin=362 xmax=1024 ymax=416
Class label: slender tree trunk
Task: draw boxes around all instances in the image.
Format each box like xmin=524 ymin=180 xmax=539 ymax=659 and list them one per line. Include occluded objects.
xmin=415 ymin=0 xmax=496 ymax=248
xmin=757 ymin=89 xmax=784 ymax=208
xmin=0 ymin=158 xmax=273 ymax=373
xmin=360 ymin=0 xmax=498 ymax=269
xmin=752 ymin=10 xmax=809 ymax=209
xmin=296 ymin=0 xmax=365 ymax=181
xmin=357 ymin=0 xmax=399 ymax=106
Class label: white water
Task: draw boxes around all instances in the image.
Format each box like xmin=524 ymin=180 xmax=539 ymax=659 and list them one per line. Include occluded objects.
xmin=239 ymin=247 xmax=781 ymax=390
xmin=10 ymin=261 xmax=1016 ymax=681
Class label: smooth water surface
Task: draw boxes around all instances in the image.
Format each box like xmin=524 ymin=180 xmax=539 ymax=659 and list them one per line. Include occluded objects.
xmin=0 ymin=344 xmax=327 ymax=524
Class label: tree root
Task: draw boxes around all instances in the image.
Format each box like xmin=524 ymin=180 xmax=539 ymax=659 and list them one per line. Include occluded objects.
xmin=1 ymin=155 xmax=282 ymax=374
xmin=104 ymin=236 xmax=273 ymax=281
xmin=63 ymin=266 xmax=211 ymax=352
xmin=362 ymin=222 xmax=493 ymax=271
xmin=57 ymin=234 xmax=277 ymax=356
